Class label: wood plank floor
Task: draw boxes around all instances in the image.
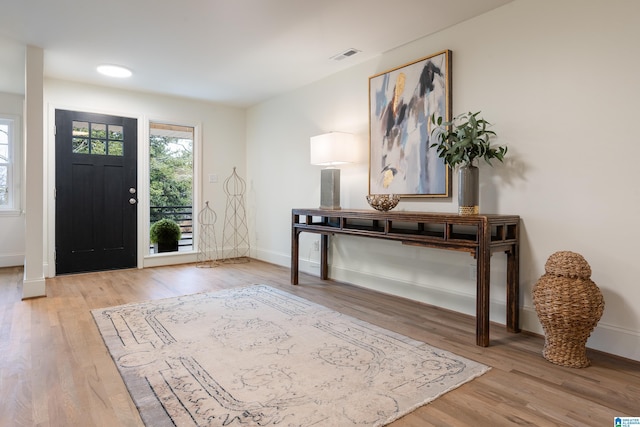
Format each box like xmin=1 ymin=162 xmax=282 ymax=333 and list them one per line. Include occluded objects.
xmin=1 ymin=261 xmax=638 ymax=426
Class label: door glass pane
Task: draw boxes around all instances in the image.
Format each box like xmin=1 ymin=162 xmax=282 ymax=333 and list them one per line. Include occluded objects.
xmin=108 ymin=140 xmax=124 ymax=156
xmin=91 ymin=123 xmax=107 ymax=138
xmin=149 ymin=122 xmax=194 ymax=254
xmin=72 ymin=138 xmax=89 ymax=154
xmin=107 ymin=125 xmax=124 ymax=156
xmin=72 ymin=121 xmax=89 ymax=137
xmin=91 ymin=140 xmax=106 ymax=155
xmin=108 ymin=125 xmax=123 ymax=140
xmin=72 ymin=122 xmax=124 ymax=156
xmin=0 ymin=145 xmax=8 ymax=161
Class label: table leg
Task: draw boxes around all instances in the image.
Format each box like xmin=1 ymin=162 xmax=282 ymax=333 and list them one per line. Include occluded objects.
xmin=476 ymin=254 xmax=490 ymax=347
xmin=320 ymin=234 xmax=328 ymax=280
xmin=476 ymin=223 xmax=491 ymax=347
xmin=291 ymin=224 xmax=300 ymax=285
xmin=506 ymin=245 xmax=520 ymax=332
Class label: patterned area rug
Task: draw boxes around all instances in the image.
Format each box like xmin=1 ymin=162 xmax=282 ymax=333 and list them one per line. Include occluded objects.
xmin=92 ymin=285 xmax=489 ymax=426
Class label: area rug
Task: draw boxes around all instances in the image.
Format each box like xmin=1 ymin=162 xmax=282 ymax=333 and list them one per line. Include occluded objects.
xmin=92 ymin=285 xmax=489 ymax=426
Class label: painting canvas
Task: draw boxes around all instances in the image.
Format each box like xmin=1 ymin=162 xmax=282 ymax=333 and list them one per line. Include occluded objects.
xmin=369 ymin=50 xmax=451 ymax=197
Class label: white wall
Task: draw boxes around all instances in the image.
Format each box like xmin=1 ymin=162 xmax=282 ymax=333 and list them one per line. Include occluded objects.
xmin=44 ymin=79 xmax=246 ymax=274
xmin=247 ymin=0 xmax=640 ymax=361
xmin=0 ymin=92 xmax=25 ymax=267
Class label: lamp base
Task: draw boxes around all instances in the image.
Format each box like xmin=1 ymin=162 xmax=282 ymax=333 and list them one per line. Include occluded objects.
xmin=320 ymin=168 xmax=341 ymax=210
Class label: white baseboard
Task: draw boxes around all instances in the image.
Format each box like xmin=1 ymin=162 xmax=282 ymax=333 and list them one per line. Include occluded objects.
xmin=22 ymin=277 xmax=46 ymax=299
xmin=583 ymin=322 xmax=640 ymax=361
xmin=255 ymin=248 xmax=640 ymax=362
xmin=0 ymin=253 xmax=24 ymax=268
xmin=143 ymin=252 xmax=198 ymax=268
xmin=254 ymin=247 xmax=290 ymax=268
xmin=331 ymin=263 xmax=502 ymax=321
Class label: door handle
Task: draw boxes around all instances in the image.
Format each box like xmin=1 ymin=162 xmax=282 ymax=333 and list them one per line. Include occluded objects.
xmin=129 ymin=198 xmax=137 ymax=205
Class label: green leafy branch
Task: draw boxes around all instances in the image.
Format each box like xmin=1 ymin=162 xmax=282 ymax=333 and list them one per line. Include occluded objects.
xmin=430 ymin=111 xmax=507 ymax=169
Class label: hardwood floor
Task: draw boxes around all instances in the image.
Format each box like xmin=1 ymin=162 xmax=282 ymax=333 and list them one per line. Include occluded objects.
xmin=1 ymin=261 xmax=638 ymax=426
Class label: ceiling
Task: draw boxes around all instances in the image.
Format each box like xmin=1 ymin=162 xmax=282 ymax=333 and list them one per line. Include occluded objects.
xmin=0 ymin=0 xmax=511 ymax=108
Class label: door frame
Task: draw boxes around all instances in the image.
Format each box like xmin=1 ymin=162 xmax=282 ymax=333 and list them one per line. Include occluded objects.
xmin=46 ymin=104 xmax=146 ymax=277
xmin=46 ymin=105 xmax=203 ymax=277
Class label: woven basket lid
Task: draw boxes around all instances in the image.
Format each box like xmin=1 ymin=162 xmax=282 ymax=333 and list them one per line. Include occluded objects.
xmin=544 ymin=251 xmax=591 ymax=279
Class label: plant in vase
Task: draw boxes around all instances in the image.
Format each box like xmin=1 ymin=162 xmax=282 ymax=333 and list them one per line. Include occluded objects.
xmin=430 ymin=111 xmax=507 ymax=215
xmin=150 ymin=218 xmax=182 ymax=253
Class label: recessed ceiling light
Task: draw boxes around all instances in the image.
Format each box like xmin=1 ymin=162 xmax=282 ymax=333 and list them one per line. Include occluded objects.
xmin=97 ymin=64 xmax=132 ymax=78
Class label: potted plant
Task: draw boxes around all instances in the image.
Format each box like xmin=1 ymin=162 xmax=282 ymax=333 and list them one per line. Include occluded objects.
xmin=430 ymin=111 xmax=507 ymax=215
xmin=150 ymin=218 xmax=182 ymax=253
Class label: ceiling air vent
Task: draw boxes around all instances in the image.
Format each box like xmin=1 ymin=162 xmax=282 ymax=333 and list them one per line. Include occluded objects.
xmin=330 ymin=48 xmax=361 ymax=61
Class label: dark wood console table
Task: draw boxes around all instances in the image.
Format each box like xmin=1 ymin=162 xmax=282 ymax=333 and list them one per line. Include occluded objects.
xmin=291 ymin=208 xmax=520 ymax=347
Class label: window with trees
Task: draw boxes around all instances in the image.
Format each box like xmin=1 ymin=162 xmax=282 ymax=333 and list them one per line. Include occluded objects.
xmin=149 ymin=122 xmax=194 ymax=253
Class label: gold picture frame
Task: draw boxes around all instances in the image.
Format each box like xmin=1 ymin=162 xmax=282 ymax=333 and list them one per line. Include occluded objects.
xmin=368 ymin=50 xmax=452 ymax=197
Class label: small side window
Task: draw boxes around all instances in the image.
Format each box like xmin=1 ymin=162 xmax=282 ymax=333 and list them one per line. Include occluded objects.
xmin=0 ymin=117 xmax=19 ymax=211
xmin=149 ymin=122 xmax=194 ymax=254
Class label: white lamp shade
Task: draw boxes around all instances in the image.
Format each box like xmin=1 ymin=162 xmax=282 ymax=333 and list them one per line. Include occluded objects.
xmin=310 ymin=132 xmax=357 ymax=166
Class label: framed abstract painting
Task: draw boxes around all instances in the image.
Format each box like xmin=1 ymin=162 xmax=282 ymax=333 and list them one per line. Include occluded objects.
xmin=369 ymin=50 xmax=452 ymax=197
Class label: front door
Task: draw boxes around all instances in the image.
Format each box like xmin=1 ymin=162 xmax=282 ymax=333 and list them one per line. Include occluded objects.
xmin=55 ymin=110 xmax=137 ymax=274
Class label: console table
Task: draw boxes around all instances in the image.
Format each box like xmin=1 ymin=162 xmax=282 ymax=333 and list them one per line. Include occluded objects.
xmin=291 ymin=208 xmax=520 ymax=347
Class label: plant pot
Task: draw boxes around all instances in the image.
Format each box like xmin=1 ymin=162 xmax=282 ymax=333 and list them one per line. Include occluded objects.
xmin=154 ymin=241 xmax=179 ymax=253
xmin=458 ymin=165 xmax=479 ymax=215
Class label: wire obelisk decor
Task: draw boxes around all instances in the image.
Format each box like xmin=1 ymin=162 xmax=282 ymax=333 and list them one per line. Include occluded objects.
xmin=196 ymin=201 xmax=219 ymax=268
xmin=221 ymin=167 xmax=250 ymax=263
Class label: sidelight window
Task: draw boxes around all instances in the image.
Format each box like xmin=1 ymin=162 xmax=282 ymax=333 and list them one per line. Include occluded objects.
xmin=149 ymin=122 xmax=194 ymax=253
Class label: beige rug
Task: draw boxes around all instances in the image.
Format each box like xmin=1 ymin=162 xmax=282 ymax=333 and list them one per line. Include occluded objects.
xmin=92 ymin=285 xmax=489 ymax=426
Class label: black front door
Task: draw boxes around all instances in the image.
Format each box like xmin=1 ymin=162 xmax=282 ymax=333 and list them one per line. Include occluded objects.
xmin=55 ymin=109 xmax=137 ymax=274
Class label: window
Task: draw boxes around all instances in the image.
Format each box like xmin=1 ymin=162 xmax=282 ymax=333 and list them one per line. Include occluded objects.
xmin=72 ymin=121 xmax=124 ymax=156
xmin=0 ymin=116 xmax=19 ymax=211
xmin=149 ymin=122 xmax=194 ymax=253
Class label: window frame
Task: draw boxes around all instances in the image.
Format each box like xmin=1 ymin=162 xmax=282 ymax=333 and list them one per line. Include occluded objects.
xmin=0 ymin=114 xmax=21 ymax=214
xmin=147 ymin=120 xmax=197 ymax=255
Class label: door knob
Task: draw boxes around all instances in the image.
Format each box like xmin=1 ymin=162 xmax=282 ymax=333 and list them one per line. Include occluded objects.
xmin=129 ymin=187 xmax=136 ymax=194
xmin=129 ymin=198 xmax=137 ymax=205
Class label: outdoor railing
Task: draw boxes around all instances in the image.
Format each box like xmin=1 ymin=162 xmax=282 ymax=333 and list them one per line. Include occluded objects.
xmin=150 ymin=205 xmax=193 ymax=251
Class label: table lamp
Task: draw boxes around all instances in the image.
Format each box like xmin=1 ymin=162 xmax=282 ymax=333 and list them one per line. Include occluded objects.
xmin=310 ymin=132 xmax=356 ymax=210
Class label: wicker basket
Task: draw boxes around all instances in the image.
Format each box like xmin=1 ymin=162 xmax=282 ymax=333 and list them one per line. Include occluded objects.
xmin=532 ymin=251 xmax=605 ymax=368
